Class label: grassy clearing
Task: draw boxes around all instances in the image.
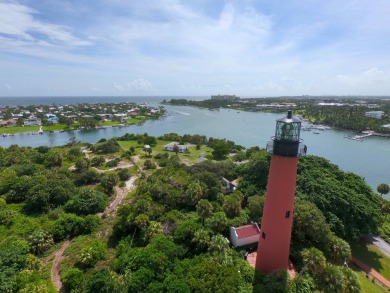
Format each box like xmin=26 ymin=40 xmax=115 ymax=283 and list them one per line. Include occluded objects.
xmin=351 ymin=240 xmax=390 ymax=280
xmin=125 ymin=117 xmax=146 ymax=124
xmin=350 ymin=263 xmax=387 ymax=293
xmin=117 ymin=140 xmax=213 ymax=165
xmin=0 ymin=116 xmax=148 ymax=135
xmin=1 ymin=125 xmax=40 ymax=134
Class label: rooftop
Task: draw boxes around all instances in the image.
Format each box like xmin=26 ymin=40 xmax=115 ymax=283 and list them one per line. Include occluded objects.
xmin=234 ymin=223 xmax=260 ymax=239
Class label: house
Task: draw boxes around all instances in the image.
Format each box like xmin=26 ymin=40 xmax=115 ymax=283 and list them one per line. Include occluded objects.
xmin=24 ymin=117 xmax=41 ymax=126
xmin=96 ymin=114 xmax=113 ymax=120
xmin=164 ymin=142 xmax=187 ymax=153
xmin=113 ymin=113 xmax=127 ymax=121
xmin=0 ymin=119 xmax=17 ymax=126
xmin=221 ymin=177 xmax=238 ymax=194
xmin=46 ymin=114 xmax=59 ymax=123
xmin=229 ymin=223 xmax=261 ymax=248
xmin=365 ymin=111 xmax=384 ymax=119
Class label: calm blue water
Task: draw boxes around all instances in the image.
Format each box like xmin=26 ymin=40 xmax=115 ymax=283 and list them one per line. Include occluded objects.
xmin=0 ymin=97 xmax=389 ymax=194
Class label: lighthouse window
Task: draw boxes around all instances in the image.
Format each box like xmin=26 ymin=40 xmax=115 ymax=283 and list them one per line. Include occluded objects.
xmin=262 ymin=232 xmax=266 ymax=239
xmin=285 ymin=211 xmax=291 ymax=218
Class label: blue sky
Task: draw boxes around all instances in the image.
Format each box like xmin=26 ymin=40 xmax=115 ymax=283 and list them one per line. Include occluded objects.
xmin=1 ymin=0 xmax=390 ymax=97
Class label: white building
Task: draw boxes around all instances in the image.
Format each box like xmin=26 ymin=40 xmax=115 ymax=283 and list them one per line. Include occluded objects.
xmin=365 ymin=111 xmax=384 ymax=119
xmin=229 ymin=223 xmax=260 ymax=248
xmin=24 ymin=117 xmax=41 ymax=126
xmin=164 ymin=142 xmax=187 ymax=153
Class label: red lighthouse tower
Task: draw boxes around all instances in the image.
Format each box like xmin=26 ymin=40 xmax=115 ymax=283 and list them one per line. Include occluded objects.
xmin=255 ymin=110 xmax=306 ymax=274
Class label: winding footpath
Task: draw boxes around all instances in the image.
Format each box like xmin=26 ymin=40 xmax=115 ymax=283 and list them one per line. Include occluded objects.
xmin=49 ymin=168 xmax=138 ymax=292
xmin=51 ymin=240 xmax=70 ymax=292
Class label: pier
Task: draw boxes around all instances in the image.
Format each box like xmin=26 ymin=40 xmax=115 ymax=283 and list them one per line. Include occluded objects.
xmin=344 ymin=130 xmax=390 ymax=141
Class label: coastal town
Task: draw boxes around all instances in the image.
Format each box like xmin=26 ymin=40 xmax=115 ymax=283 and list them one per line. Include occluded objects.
xmin=0 ymin=102 xmax=165 ymax=135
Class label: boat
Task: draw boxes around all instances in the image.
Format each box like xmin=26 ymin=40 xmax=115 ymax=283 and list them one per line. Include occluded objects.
xmin=3 ymin=133 xmax=8 ymax=137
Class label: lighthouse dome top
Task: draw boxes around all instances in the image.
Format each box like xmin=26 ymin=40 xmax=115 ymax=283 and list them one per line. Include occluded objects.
xmin=276 ymin=110 xmax=301 ymax=124
xmin=266 ymin=110 xmax=306 ymax=157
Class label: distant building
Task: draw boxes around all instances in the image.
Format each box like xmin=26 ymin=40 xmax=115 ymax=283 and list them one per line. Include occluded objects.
xmin=24 ymin=117 xmax=41 ymax=126
xmin=230 ymin=223 xmax=261 ymax=248
xmin=164 ymin=142 xmax=187 ymax=153
xmin=221 ymin=177 xmax=238 ymax=194
xmin=46 ymin=114 xmax=59 ymax=123
xmin=365 ymin=111 xmax=384 ymax=119
xmin=211 ymin=94 xmax=240 ymax=101
xmin=0 ymin=119 xmax=17 ymax=126
xmin=96 ymin=114 xmax=113 ymax=120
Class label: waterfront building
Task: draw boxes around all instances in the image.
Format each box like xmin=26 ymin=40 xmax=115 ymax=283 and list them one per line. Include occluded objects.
xmin=365 ymin=111 xmax=385 ymax=119
xmin=24 ymin=116 xmax=41 ymax=126
xmin=211 ymin=94 xmax=240 ymax=101
xmin=255 ymin=110 xmax=306 ymax=274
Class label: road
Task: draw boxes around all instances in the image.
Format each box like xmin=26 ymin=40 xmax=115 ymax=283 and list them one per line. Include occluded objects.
xmin=365 ymin=234 xmax=390 ymax=259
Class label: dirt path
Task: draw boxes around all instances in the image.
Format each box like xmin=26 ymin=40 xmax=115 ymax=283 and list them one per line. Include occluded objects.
xmin=51 ymin=240 xmax=70 ymax=292
xmin=98 ymin=176 xmax=138 ymax=219
xmin=50 ymin=149 xmax=139 ymax=291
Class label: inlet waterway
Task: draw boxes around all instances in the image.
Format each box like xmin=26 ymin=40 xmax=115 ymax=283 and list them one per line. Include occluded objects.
xmin=1 ymin=103 xmax=389 ymax=193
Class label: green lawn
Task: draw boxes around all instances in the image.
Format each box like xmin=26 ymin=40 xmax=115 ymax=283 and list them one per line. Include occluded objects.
xmin=1 ymin=123 xmax=70 ymax=134
xmin=125 ymin=117 xmax=146 ymax=124
xmin=101 ymin=120 xmax=120 ymax=126
xmin=351 ymin=240 xmax=390 ymax=280
xmin=0 ymin=117 xmax=148 ymax=134
xmin=350 ymin=263 xmax=387 ymax=293
xmin=117 ymin=140 xmax=213 ymax=165
xmin=1 ymin=125 xmax=40 ymax=134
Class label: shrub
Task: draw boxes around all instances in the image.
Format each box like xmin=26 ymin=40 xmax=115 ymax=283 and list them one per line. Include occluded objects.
xmin=106 ymin=159 xmax=118 ymax=168
xmin=117 ymin=168 xmax=131 ymax=181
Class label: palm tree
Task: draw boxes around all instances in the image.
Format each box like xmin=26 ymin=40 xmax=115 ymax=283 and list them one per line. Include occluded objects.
xmin=340 ymin=267 xmax=360 ymax=293
xmin=173 ymin=144 xmax=180 ymax=155
xmin=196 ymin=199 xmax=213 ymax=223
xmin=377 ymin=183 xmax=390 ymax=196
xmin=301 ymin=247 xmax=326 ymax=275
xmin=208 ymin=234 xmax=232 ymax=264
xmin=192 ymin=229 xmax=211 ymax=252
xmin=381 ymin=202 xmax=390 ymax=226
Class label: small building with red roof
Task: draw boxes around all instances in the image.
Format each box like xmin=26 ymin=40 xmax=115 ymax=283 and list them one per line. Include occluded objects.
xmin=229 ymin=223 xmax=260 ymax=248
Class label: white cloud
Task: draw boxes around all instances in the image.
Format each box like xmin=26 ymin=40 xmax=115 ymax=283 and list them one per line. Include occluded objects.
xmin=112 ymin=79 xmax=153 ymax=93
xmin=218 ymin=4 xmax=234 ymax=30
xmin=112 ymin=82 xmax=124 ymax=92
xmin=1 ymin=1 xmax=390 ymax=96
xmin=336 ymin=67 xmax=390 ymax=94
xmin=0 ymin=2 xmax=90 ymax=49
xmin=127 ymin=79 xmax=153 ymax=93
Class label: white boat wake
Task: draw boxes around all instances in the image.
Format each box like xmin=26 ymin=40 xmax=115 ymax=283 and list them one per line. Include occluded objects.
xmin=204 ymin=113 xmax=217 ymax=118
xmin=173 ymin=110 xmax=190 ymax=116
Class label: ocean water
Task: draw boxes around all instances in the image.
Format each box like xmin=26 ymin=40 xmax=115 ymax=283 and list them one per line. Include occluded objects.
xmin=0 ymin=96 xmax=205 ymax=106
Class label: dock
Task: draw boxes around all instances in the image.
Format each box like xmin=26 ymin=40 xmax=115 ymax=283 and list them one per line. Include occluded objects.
xmin=344 ymin=130 xmax=390 ymax=141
